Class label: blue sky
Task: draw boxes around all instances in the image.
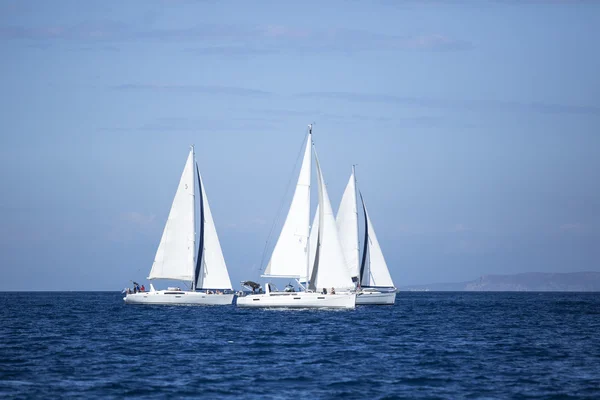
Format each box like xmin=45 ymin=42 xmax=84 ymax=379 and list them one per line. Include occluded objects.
xmin=1 ymin=0 xmax=598 ymax=290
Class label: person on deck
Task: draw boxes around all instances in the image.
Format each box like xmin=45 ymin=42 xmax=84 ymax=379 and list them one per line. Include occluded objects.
xmin=331 ymin=287 xmax=335 ymax=294
xmin=140 ymin=285 xmax=145 ymax=292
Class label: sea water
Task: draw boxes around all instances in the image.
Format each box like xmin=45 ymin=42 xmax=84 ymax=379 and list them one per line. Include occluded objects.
xmin=1 ymin=292 xmax=599 ymax=399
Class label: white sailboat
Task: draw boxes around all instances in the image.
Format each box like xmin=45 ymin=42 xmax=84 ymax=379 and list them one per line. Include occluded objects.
xmin=237 ymin=126 xmax=356 ymax=309
xmin=336 ymin=167 xmax=397 ymax=305
xmin=124 ymin=147 xmax=234 ymax=305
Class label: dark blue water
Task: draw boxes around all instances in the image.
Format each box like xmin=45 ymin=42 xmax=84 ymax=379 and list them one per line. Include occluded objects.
xmin=1 ymin=292 xmax=599 ymax=399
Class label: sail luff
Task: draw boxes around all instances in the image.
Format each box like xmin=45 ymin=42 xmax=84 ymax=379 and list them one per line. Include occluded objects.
xmin=305 ymin=127 xmax=313 ymax=290
xmin=191 ymin=148 xmax=197 ymax=284
xmin=263 ymin=133 xmax=311 ymax=278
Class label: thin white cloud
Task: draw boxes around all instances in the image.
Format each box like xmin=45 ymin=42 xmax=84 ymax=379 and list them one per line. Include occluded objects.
xmin=113 ymin=83 xmax=271 ymax=97
xmin=453 ymin=223 xmax=469 ymax=232
xmin=0 ymin=21 xmax=471 ymax=52
xmin=559 ymin=223 xmax=586 ymax=233
xmin=108 ymin=211 xmax=157 ymax=242
xmin=121 ymin=211 xmax=156 ymax=227
xmin=296 ymin=91 xmax=600 ymax=116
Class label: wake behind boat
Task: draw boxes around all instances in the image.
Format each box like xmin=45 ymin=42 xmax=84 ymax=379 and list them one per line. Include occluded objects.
xmin=237 ymin=126 xmax=356 ymax=309
xmin=124 ymin=146 xmax=234 ymax=305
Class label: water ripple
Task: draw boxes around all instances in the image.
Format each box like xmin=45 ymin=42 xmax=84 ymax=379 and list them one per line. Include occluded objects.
xmin=1 ymin=292 xmax=599 ymax=399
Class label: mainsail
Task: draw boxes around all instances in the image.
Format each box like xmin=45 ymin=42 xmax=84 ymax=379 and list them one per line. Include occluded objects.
xmin=336 ymin=169 xmax=359 ymax=279
xmin=263 ymin=134 xmax=311 ymax=279
xmin=148 ymin=150 xmax=196 ymax=282
xmin=359 ymin=193 xmax=394 ymax=288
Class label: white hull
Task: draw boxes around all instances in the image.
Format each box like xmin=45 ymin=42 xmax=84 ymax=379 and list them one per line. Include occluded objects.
xmin=124 ymin=290 xmax=234 ymax=305
xmin=356 ymin=290 xmax=396 ymax=305
xmin=236 ymin=292 xmax=356 ymax=309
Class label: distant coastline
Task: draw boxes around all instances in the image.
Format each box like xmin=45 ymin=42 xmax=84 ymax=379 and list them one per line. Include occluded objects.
xmin=401 ymin=271 xmax=600 ymax=292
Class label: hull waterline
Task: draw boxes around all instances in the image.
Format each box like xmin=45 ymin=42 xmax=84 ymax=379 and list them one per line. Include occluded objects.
xmin=236 ymin=292 xmax=355 ymax=309
xmin=124 ymin=291 xmax=234 ymax=305
xmin=356 ymin=290 xmax=396 ymax=305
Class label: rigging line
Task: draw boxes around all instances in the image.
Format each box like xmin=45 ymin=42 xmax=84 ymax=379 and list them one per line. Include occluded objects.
xmin=258 ymin=128 xmax=311 ymax=272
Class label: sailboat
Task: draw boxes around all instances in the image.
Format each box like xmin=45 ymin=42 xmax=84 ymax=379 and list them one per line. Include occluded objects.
xmin=237 ymin=126 xmax=356 ymax=309
xmin=336 ymin=166 xmax=397 ymax=305
xmin=124 ymin=146 xmax=234 ymax=305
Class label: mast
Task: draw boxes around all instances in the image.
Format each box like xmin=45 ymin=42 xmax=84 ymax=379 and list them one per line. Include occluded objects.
xmin=305 ymin=124 xmax=312 ymax=292
xmin=191 ymin=145 xmax=197 ymax=291
xmin=352 ymin=164 xmax=360 ymax=286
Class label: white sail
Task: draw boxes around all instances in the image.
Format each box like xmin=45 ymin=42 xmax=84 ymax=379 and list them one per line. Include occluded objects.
xmin=308 ymin=204 xmax=319 ymax=279
xmin=336 ymin=170 xmax=359 ymax=279
xmin=148 ymin=150 xmax=196 ymax=282
xmin=264 ymin=135 xmax=311 ymax=278
xmin=311 ymin=152 xmax=354 ymax=291
xmin=361 ymin=198 xmax=395 ymax=288
xmin=195 ymin=171 xmax=233 ymax=290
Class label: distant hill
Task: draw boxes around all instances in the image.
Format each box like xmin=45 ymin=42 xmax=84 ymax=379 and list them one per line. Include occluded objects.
xmin=400 ymin=271 xmax=600 ymax=292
